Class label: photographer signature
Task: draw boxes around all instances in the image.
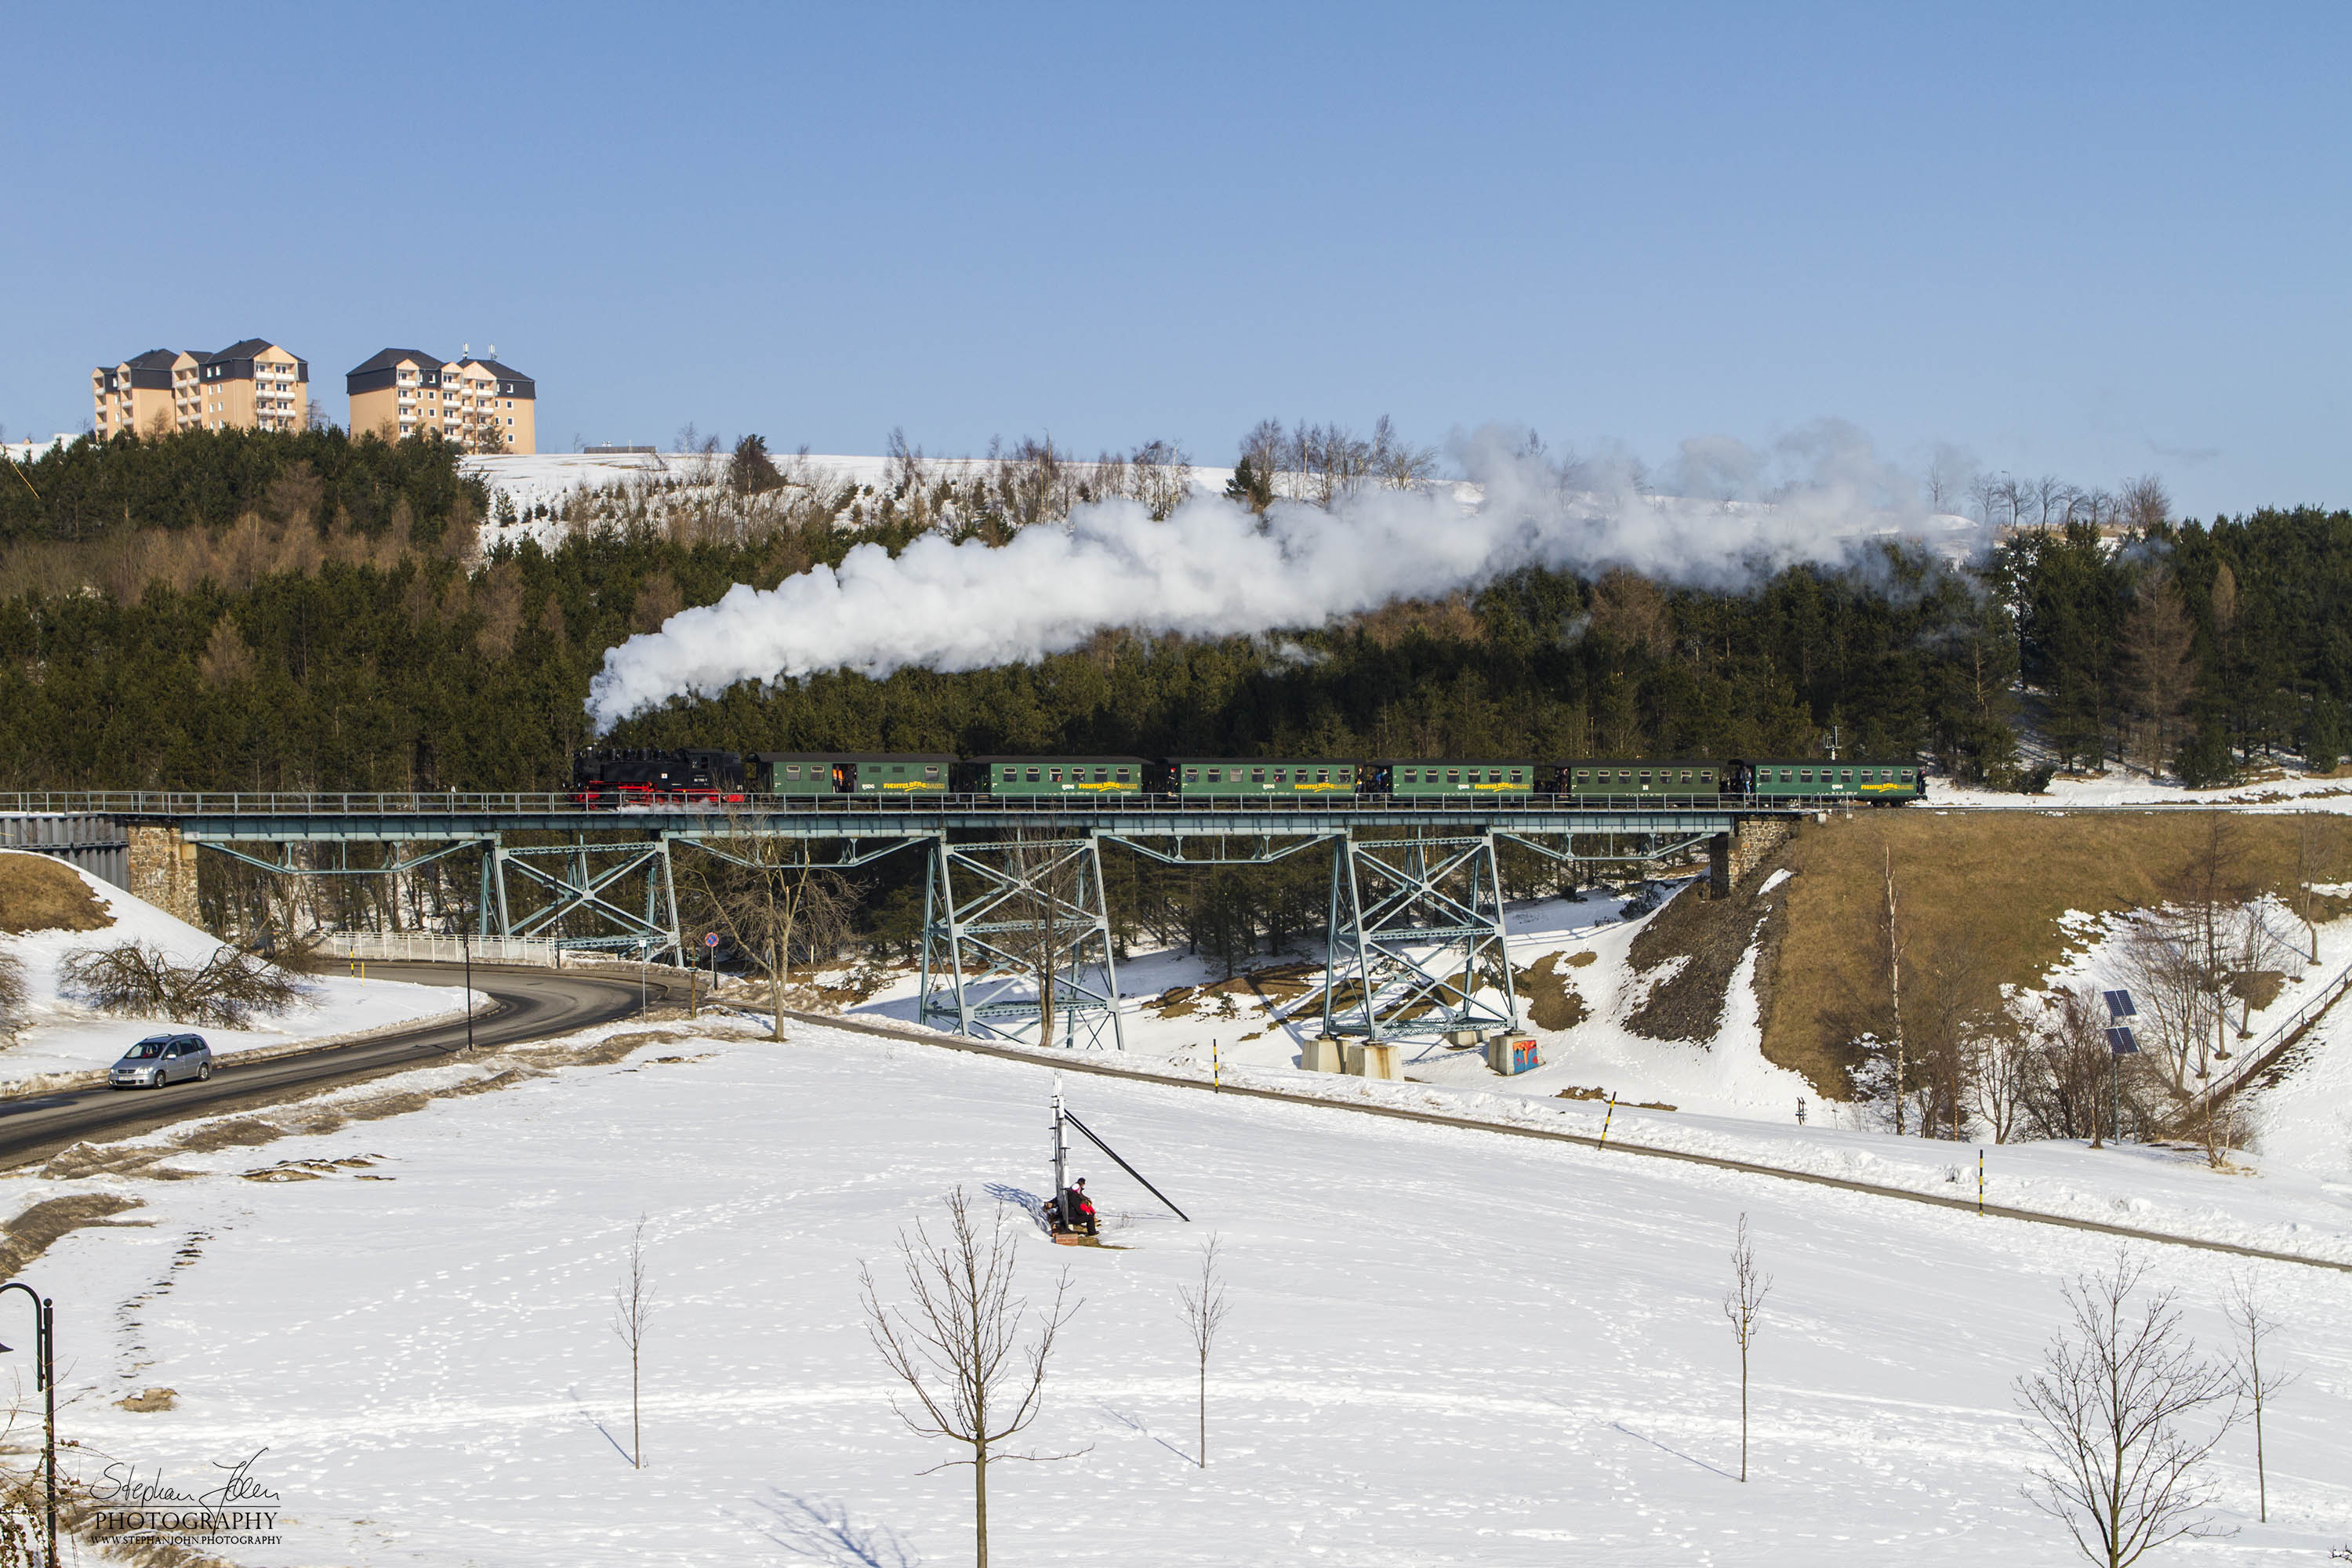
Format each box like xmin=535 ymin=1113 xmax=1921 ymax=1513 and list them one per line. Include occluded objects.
xmin=91 ymin=1448 xmax=281 ymax=1508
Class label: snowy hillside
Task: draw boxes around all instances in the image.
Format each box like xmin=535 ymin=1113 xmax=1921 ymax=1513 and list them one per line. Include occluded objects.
xmin=24 ymin=1012 xmax=2351 ymax=1565
xmin=0 ymin=850 xmax=467 ymax=1087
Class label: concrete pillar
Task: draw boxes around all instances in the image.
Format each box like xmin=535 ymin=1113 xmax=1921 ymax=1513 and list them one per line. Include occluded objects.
xmin=127 ymin=825 xmax=203 ymax=927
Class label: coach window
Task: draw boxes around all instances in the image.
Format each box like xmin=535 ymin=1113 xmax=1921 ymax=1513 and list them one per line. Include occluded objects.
xmin=924 ymin=765 xmax=939 ymax=779
xmin=1184 ymin=768 xmax=1199 ymax=782
xmin=1026 ymin=768 xmax=1040 ymax=782
xmin=1316 ymin=768 xmax=1330 ymax=782
xmin=1251 ymin=768 xmax=1265 ymax=782
xmin=1799 ymin=770 xmax=1813 ymax=783
xmin=1116 ymin=768 xmax=1129 ymax=780
xmin=1841 ymin=768 xmax=1854 ymax=782
xmin=1049 ymin=768 xmax=1062 ymax=783
xmin=786 ymin=764 xmax=801 ymax=779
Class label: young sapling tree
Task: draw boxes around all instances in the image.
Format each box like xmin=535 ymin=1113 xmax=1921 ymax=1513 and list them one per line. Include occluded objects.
xmin=861 ymin=1188 xmax=1080 ymax=1568
xmin=612 ymin=1214 xmax=659 ymax=1468
xmin=1722 ymin=1213 xmax=1772 ymax=1483
xmin=2015 ymin=1250 xmax=2241 ymax=1566
xmin=1176 ymin=1235 xmax=1232 ymax=1467
xmin=2224 ymin=1272 xmax=2295 ymax=1525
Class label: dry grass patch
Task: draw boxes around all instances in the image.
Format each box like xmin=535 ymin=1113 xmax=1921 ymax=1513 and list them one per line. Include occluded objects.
xmin=1516 ymin=953 xmax=1588 ymax=1031
xmin=0 ymin=1192 xmax=147 ymax=1276
xmin=1763 ymin=811 xmax=2352 ymax=1099
xmin=0 ymin=851 xmax=110 ymax=935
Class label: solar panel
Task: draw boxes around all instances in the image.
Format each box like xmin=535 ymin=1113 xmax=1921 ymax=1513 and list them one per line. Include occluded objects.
xmin=2106 ymin=1026 xmax=2140 ymax=1055
xmin=2103 ymin=989 xmax=2137 ymax=1018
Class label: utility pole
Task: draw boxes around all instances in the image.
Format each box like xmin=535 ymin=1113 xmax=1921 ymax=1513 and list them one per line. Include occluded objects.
xmin=1049 ymin=1076 xmax=1069 ymax=1229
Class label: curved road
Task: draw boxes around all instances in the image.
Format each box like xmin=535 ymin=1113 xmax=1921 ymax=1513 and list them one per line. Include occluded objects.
xmin=0 ymin=964 xmax=665 ymax=1171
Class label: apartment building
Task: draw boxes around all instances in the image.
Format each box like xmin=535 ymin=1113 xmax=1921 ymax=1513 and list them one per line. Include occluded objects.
xmin=90 ymin=341 xmax=308 ymax=437
xmin=345 ymin=347 xmax=536 ymax=453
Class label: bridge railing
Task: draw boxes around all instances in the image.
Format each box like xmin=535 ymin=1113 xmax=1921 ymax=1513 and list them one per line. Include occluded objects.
xmin=0 ymin=789 xmax=1867 ymax=819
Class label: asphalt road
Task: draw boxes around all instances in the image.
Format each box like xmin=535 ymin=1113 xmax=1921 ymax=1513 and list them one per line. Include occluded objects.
xmin=0 ymin=963 xmax=665 ymax=1171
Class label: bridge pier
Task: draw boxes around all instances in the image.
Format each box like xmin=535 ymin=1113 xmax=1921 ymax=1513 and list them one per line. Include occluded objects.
xmin=1320 ymin=829 xmax=1519 ymax=1044
xmin=919 ymin=832 xmax=1124 ymax=1051
xmin=1709 ymin=817 xmax=1797 ymax=896
xmin=128 ymin=824 xmax=203 ymax=926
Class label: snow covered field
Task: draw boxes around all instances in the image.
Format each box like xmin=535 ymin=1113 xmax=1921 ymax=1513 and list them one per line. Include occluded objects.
xmin=0 ymin=852 xmax=468 ymax=1089
xmin=23 ymin=1015 xmax=2352 ymax=1566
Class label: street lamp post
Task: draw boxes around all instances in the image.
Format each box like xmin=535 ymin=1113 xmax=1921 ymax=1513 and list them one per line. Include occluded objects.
xmin=0 ymin=1281 xmax=56 ymax=1568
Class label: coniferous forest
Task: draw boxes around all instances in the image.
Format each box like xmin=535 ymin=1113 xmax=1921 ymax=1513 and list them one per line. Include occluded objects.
xmin=2 ymin=428 xmax=2347 ymax=798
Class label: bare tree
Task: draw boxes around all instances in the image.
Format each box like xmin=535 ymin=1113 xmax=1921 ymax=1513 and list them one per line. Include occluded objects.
xmin=2223 ymin=1273 xmax=2294 ymax=1525
xmin=2016 ymin=1251 xmax=2241 ymax=1566
xmin=0 ymin=949 xmax=26 ymax=1046
xmin=2118 ymin=572 xmax=2196 ymax=775
xmin=2020 ymin=986 xmax=2125 ymax=1147
xmin=2119 ymin=474 xmax=2172 ymax=534
xmin=860 ymin=1188 xmax=1081 ymax=1568
xmin=59 ymin=938 xmax=310 ymax=1027
xmin=612 ymin=1214 xmax=659 ymax=1469
xmin=2293 ymin=815 xmax=2328 ymax=963
xmin=1971 ymin=1025 xmax=2034 ymax=1144
xmin=1176 ymin=1235 xmax=1232 ymax=1468
xmin=683 ymin=812 xmax=855 ymax=1039
xmin=1885 ymin=844 xmax=1909 ymax=1135
xmin=1722 ymin=1214 xmax=1772 ymax=1483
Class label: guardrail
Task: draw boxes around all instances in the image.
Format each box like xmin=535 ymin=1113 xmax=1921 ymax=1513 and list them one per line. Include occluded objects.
xmin=2206 ymin=954 xmax=2352 ymax=1104
xmin=0 ymin=789 xmax=1875 ymax=819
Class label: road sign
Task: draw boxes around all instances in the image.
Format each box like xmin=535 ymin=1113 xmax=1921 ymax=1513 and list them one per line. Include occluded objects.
xmin=2103 ymin=989 xmax=2137 ymax=1019
xmin=2106 ymin=1025 xmax=2140 ymax=1055
xmin=702 ymin=931 xmax=720 ymax=949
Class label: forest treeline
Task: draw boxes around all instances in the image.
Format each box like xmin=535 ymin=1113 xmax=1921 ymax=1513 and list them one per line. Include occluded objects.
xmin=2 ymin=429 xmax=2348 ymax=801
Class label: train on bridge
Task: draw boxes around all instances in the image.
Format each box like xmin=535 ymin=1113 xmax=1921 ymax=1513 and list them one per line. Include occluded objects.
xmin=568 ymin=749 xmax=1929 ymax=808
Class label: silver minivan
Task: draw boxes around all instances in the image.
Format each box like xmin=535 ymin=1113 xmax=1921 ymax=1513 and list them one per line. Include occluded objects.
xmin=108 ymin=1034 xmax=212 ymax=1089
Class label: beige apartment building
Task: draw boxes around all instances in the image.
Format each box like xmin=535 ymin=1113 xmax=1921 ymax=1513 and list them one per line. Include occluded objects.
xmin=91 ymin=340 xmax=308 ymax=438
xmin=345 ymin=348 xmax=536 ymax=453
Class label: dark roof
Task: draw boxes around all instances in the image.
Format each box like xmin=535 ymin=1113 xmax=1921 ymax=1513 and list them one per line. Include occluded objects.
xmin=1169 ymin=757 xmax=1362 ymax=766
xmin=347 ymin=347 xmax=445 ymax=376
xmin=210 ymin=337 xmax=278 ymax=361
xmin=464 ymin=357 xmax=531 ymax=380
xmin=969 ymin=755 xmax=1151 ymax=766
xmin=124 ymin=348 xmax=181 ymax=370
xmin=752 ymin=752 xmax=956 ymax=764
xmin=1371 ymin=758 xmax=1541 ymax=767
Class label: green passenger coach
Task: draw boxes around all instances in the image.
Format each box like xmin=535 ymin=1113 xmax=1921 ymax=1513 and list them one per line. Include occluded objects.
xmin=1171 ymin=759 xmax=1359 ymax=797
xmin=971 ymin=757 xmax=1149 ymax=796
xmin=750 ymin=753 xmax=953 ymax=795
xmin=1374 ymin=760 xmax=1538 ymax=797
xmin=1563 ymin=760 xmax=1721 ymax=799
xmin=1736 ymin=760 xmax=1923 ymax=800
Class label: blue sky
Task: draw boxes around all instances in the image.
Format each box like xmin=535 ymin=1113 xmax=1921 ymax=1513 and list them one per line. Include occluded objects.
xmin=5 ymin=2 xmax=2347 ymax=517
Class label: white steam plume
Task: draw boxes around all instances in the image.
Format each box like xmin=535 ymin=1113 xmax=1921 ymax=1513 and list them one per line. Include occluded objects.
xmin=586 ymin=421 xmax=1980 ymax=731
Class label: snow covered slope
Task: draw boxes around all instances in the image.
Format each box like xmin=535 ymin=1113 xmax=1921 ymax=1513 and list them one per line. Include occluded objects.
xmin=0 ymin=850 xmax=467 ymax=1087
xmin=27 ymin=1017 xmax=2351 ymax=1566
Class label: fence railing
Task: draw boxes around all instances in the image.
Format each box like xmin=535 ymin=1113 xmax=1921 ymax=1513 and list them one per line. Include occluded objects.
xmin=2206 ymin=953 xmax=2352 ymax=1104
xmin=314 ymin=933 xmax=568 ymax=967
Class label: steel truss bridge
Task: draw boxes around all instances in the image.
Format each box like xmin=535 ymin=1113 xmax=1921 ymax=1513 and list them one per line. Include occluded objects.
xmin=3 ymin=790 xmax=1820 ymax=1052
